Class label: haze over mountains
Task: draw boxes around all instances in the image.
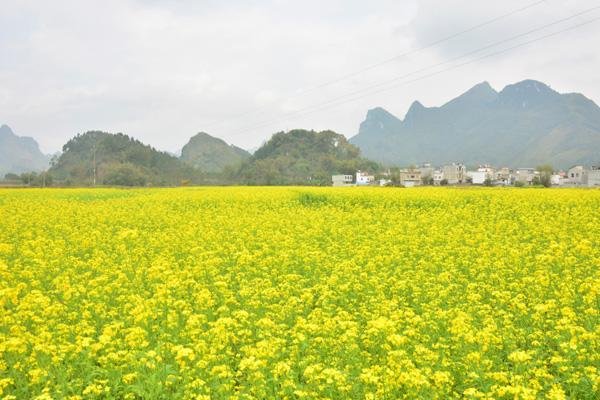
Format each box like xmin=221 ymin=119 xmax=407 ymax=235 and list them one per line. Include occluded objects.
xmin=2 ymin=79 xmax=599 ymax=183
xmin=350 ymin=79 xmax=600 ymax=168
xmin=0 ymin=125 xmax=50 ymax=176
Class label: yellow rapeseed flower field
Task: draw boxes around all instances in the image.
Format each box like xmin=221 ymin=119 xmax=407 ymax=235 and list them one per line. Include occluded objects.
xmin=0 ymin=187 xmax=599 ymax=399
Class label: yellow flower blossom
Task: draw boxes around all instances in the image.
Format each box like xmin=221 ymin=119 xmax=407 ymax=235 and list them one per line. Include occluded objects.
xmin=0 ymin=187 xmax=598 ymax=398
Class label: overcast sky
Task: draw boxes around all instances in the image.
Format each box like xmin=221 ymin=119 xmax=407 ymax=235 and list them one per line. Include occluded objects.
xmin=1 ymin=0 xmax=599 ymax=154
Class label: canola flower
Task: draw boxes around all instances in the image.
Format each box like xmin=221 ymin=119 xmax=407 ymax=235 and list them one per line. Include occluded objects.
xmin=0 ymin=187 xmax=598 ymax=399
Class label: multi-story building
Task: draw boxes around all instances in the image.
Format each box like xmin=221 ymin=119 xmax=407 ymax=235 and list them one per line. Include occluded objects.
xmin=467 ymin=170 xmax=487 ymax=185
xmin=479 ymin=165 xmax=495 ymax=179
xmin=587 ymin=165 xmax=600 ymax=187
xmin=495 ymin=167 xmax=512 ymax=185
xmin=515 ymin=168 xmax=537 ymax=185
xmin=442 ymin=163 xmax=466 ymax=184
xmin=567 ymin=165 xmax=586 ymax=186
xmin=399 ymin=169 xmax=422 ymax=187
xmin=433 ymin=170 xmax=444 ymax=185
xmin=356 ymin=171 xmax=375 ymax=186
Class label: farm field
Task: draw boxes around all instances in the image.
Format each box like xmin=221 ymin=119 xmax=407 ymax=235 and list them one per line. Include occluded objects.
xmin=0 ymin=187 xmax=599 ymax=399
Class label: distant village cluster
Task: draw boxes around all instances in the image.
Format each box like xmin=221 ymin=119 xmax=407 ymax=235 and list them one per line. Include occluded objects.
xmin=332 ymin=163 xmax=600 ymax=188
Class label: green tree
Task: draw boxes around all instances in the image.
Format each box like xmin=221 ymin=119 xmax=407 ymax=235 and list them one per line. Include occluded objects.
xmin=103 ymin=163 xmax=147 ymax=186
xmin=536 ymin=165 xmax=553 ymax=188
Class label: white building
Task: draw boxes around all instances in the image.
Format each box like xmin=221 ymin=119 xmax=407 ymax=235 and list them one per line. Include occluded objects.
xmin=467 ymin=171 xmax=487 ymax=185
xmin=433 ymin=170 xmax=444 ymax=185
xmin=515 ymin=168 xmax=537 ymax=185
xmin=332 ymin=174 xmax=354 ymax=187
xmin=400 ymin=169 xmax=421 ymax=187
xmin=550 ymin=174 xmax=563 ymax=186
xmin=567 ymin=166 xmax=586 ymax=186
xmin=442 ymin=163 xmax=466 ymax=184
xmin=495 ymin=167 xmax=512 ymax=185
xmin=587 ymin=165 xmax=600 ymax=187
xmin=356 ymin=171 xmax=375 ymax=186
xmin=479 ymin=165 xmax=495 ymax=176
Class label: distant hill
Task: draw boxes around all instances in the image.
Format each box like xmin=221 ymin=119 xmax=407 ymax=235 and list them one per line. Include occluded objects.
xmin=350 ymin=80 xmax=600 ymax=168
xmin=49 ymin=131 xmax=199 ymax=186
xmin=0 ymin=125 xmax=49 ymax=176
xmin=180 ymin=132 xmax=250 ymax=172
xmin=234 ymin=129 xmax=378 ymax=185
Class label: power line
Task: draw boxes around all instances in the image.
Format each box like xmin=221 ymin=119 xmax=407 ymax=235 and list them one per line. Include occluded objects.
xmin=201 ymin=0 xmax=547 ymax=130
xmin=229 ymin=7 xmax=600 ymax=135
xmin=285 ymin=16 xmax=600 ymax=123
xmin=305 ymin=0 xmax=549 ymax=91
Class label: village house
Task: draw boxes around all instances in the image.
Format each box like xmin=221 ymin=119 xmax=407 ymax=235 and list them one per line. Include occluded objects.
xmin=333 ymin=164 xmax=599 ymax=188
xmin=495 ymin=167 xmax=512 ymax=185
xmin=567 ymin=165 xmax=586 ymax=186
xmin=586 ymin=165 xmax=600 ymax=187
xmin=467 ymin=165 xmax=494 ymax=185
xmin=442 ymin=163 xmax=466 ymax=184
xmin=467 ymin=170 xmax=487 ymax=185
xmin=551 ymin=174 xmax=562 ymax=186
xmin=433 ymin=170 xmax=444 ymax=185
xmin=480 ymin=165 xmax=495 ymax=179
xmin=331 ymin=174 xmax=354 ymax=187
xmin=515 ymin=168 xmax=537 ymax=185
xmin=356 ymin=170 xmax=375 ymax=186
xmin=467 ymin=164 xmax=494 ymax=185
xmin=399 ymin=169 xmax=422 ymax=187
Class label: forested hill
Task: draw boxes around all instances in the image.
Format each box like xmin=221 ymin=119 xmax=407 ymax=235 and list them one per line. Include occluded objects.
xmin=180 ymin=132 xmax=250 ymax=172
xmin=350 ymin=80 xmax=600 ymax=167
xmin=49 ymin=131 xmax=199 ymax=186
xmin=233 ymin=129 xmax=378 ymax=185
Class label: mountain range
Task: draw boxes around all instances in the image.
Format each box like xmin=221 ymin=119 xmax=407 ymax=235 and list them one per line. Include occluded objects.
xmin=350 ymin=80 xmax=600 ymax=168
xmin=0 ymin=125 xmax=49 ymax=176
xmin=3 ymin=79 xmax=600 ymax=183
xmin=30 ymin=129 xmax=372 ymax=186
